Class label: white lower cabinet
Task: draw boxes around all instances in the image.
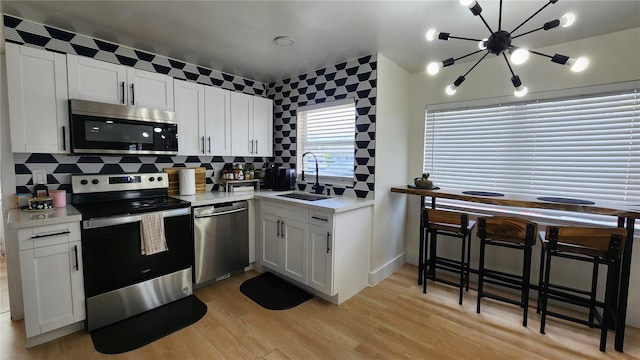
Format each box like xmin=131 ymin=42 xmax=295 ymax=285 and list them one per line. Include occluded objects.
xmin=17 ymin=222 xmax=85 ymax=345
xmin=259 ymin=200 xmax=372 ymax=304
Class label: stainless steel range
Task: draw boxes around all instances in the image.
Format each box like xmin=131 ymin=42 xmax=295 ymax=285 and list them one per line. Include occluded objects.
xmin=71 ymin=172 xmax=192 ymax=331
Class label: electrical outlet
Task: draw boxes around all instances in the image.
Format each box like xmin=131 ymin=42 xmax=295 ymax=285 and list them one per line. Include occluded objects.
xmin=32 ymin=169 xmax=47 ymax=185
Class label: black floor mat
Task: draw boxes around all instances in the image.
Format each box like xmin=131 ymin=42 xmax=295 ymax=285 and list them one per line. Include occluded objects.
xmin=90 ymin=295 xmax=207 ymax=354
xmin=240 ymin=272 xmax=313 ymax=310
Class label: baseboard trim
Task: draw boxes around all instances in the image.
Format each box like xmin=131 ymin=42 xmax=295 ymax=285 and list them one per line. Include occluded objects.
xmin=26 ymin=321 xmax=84 ymax=348
xmin=369 ymin=253 xmax=406 ymax=286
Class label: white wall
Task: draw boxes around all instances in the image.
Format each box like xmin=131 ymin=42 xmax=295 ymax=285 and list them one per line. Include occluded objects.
xmin=406 ymin=28 xmax=640 ymax=327
xmin=369 ymin=54 xmax=410 ymax=284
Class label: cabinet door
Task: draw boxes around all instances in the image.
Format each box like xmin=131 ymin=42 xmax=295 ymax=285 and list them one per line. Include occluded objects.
xmin=230 ymin=92 xmax=253 ymax=156
xmin=204 ymin=86 xmax=231 ymax=156
xmin=67 ymin=54 xmax=127 ymax=105
xmin=127 ymin=67 xmax=174 ymax=111
xmin=261 ymin=213 xmax=282 ymax=272
xmin=308 ymin=225 xmax=334 ymax=295
xmin=174 ymin=79 xmax=204 ymax=155
xmin=281 ymin=218 xmax=308 ymax=284
xmin=6 ymin=43 xmax=69 ymax=153
xmin=252 ymin=97 xmax=273 ymax=157
xmin=20 ymin=243 xmax=75 ymax=337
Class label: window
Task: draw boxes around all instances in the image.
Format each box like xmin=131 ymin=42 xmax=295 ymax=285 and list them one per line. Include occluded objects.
xmin=424 ymin=85 xmax=639 ymax=226
xmin=297 ymin=99 xmax=356 ymax=183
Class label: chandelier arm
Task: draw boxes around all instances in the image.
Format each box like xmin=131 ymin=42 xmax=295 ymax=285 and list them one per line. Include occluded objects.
xmin=529 ymin=50 xmax=553 ymax=59
xmin=447 ymin=35 xmax=484 ymax=42
xmin=512 ymin=26 xmax=545 ymax=40
xmin=510 ymin=0 xmax=556 ymax=35
xmin=502 ymin=53 xmax=516 ymax=77
xmin=499 ymin=0 xmax=503 ymax=31
xmin=477 ymin=13 xmax=495 ymax=34
xmin=453 ymin=49 xmax=486 ymax=63
xmin=462 ymin=52 xmax=491 ymax=78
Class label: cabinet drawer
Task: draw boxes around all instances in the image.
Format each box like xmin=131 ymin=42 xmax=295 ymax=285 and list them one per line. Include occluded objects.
xmin=19 ymin=222 xmax=81 ymax=250
xmin=261 ymin=201 xmax=308 ymax=223
xmin=308 ymin=209 xmax=333 ymax=228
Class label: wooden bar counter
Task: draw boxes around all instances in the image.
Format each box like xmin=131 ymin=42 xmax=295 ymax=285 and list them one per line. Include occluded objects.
xmin=391 ymin=185 xmax=640 ymax=352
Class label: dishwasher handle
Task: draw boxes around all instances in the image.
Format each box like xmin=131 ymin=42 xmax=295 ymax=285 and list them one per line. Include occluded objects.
xmin=194 ymin=207 xmax=247 ymax=218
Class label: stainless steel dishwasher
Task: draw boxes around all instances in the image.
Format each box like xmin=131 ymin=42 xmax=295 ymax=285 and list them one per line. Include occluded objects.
xmin=193 ymin=201 xmax=249 ymax=287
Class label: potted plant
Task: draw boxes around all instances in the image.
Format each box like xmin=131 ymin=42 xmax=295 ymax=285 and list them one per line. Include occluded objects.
xmin=414 ymin=173 xmax=433 ymax=189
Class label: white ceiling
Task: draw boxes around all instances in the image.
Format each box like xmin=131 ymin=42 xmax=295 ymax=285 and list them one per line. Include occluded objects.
xmin=2 ymin=0 xmax=639 ymax=83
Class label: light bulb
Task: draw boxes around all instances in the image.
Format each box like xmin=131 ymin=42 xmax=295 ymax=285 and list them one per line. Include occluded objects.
xmin=510 ymin=48 xmax=530 ymax=65
xmin=445 ymin=85 xmax=457 ymax=95
xmin=560 ymin=13 xmax=576 ymax=27
xmin=426 ymin=29 xmax=437 ymax=41
xmin=514 ymin=85 xmax=528 ymax=97
xmin=427 ymin=62 xmax=442 ymax=75
xmin=478 ymin=39 xmax=487 ymax=50
xmin=460 ymin=0 xmax=476 ymax=7
xmin=568 ymin=57 xmax=589 ymax=72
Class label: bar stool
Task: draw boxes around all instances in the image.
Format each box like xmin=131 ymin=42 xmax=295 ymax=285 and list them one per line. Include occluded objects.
xmin=422 ymin=208 xmax=476 ymax=305
xmin=537 ymin=225 xmax=626 ymax=352
xmin=476 ymin=216 xmax=537 ymax=326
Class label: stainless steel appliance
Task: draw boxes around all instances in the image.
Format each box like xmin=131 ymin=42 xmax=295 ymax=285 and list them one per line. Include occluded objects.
xmin=71 ymin=172 xmax=192 ymax=331
xmin=69 ymin=99 xmax=178 ymax=155
xmin=193 ymin=201 xmax=249 ymax=287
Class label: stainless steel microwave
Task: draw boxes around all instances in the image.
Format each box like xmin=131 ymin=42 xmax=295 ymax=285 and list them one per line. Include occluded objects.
xmin=69 ymin=99 xmax=178 ymax=155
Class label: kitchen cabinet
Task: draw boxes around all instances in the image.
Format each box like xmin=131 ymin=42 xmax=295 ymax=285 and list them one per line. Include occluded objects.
xmin=5 ymin=43 xmax=69 ymax=153
xmin=67 ymin=54 xmax=174 ymax=110
xmin=258 ymin=200 xmax=371 ymax=304
xmin=17 ymin=222 xmax=85 ymax=342
xmin=260 ymin=203 xmax=308 ymax=284
xmin=230 ymin=92 xmax=273 ymax=157
xmin=173 ymin=79 xmax=231 ymax=155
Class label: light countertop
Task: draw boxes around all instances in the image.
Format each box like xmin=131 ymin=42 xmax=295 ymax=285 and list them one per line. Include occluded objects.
xmin=173 ymin=190 xmax=374 ymax=213
xmin=7 ymin=206 xmax=83 ymax=229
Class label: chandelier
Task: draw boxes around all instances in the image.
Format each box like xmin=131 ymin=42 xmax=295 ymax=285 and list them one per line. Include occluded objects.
xmin=426 ymin=0 xmax=589 ymax=97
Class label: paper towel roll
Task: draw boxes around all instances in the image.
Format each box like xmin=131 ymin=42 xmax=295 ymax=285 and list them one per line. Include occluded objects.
xmin=179 ymin=169 xmax=196 ymax=195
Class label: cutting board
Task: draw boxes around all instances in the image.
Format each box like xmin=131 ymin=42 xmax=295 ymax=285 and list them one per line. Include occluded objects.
xmin=164 ymin=167 xmax=206 ymax=195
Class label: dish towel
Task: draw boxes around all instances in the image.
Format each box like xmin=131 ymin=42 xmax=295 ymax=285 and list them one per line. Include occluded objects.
xmin=140 ymin=212 xmax=168 ymax=255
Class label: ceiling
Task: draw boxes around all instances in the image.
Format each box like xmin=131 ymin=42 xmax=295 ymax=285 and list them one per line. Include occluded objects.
xmin=2 ymin=1 xmax=639 ymax=84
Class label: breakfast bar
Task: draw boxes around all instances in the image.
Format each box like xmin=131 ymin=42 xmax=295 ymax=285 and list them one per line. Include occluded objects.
xmin=391 ymin=186 xmax=640 ymax=352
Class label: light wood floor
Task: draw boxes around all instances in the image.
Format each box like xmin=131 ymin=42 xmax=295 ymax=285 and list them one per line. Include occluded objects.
xmin=2 ymin=264 xmax=639 ymax=359
xmin=0 ymin=256 xmax=9 ymax=315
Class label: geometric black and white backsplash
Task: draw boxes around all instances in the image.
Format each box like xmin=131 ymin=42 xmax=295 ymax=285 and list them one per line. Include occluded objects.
xmin=4 ymin=14 xmax=378 ymax=199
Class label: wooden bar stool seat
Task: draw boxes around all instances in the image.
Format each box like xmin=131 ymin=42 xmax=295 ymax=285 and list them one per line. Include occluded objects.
xmin=537 ymin=225 xmax=626 ymax=352
xmin=422 ymin=208 xmax=476 ymax=305
xmin=476 ymin=216 xmax=537 ymax=326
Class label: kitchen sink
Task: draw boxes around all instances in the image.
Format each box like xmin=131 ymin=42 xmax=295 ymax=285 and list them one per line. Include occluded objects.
xmin=277 ymin=193 xmax=331 ymax=201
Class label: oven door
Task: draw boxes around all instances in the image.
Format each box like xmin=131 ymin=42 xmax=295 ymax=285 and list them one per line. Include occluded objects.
xmin=81 ymin=208 xmax=192 ymax=299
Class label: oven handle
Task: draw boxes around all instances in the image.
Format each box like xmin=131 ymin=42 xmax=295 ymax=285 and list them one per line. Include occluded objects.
xmin=83 ymin=208 xmax=190 ymax=229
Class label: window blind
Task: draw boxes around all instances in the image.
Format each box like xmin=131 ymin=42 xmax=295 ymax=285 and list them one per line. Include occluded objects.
xmin=424 ymin=89 xmax=639 ymax=207
xmin=297 ymin=100 xmax=356 ymax=180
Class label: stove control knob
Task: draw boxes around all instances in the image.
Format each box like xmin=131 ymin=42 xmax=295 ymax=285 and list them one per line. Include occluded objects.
xmin=157 ymin=176 xmax=163 ymax=182
xmin=149 ymin=177 xmax=155 ymax=182
xmin=92 ymin=179 xmax=99 ymax=185
xmin=80 ymin=179 xmax=88 ymax=185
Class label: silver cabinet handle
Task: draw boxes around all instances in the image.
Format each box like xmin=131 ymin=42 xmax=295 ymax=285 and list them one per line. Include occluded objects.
xmin=311 ymin=216 xmax=328 ymax=222
xmin=130 ymin=83 xmax=135 ymax=105
xmin=121 ymin=82 xmax=125 ymax=104
xmin=62 ymin=126 xmax=66 ymax=151
xmin=276 ymin=219 xmax=281 ymax=237
xmin=327 ymin=232 xmax=331 ymax=253
xmin=207 ymin=136 xmax=211 ymax=153
xmin=255 ymin=140 xmax=258 ymax=154
xmin=201 ymin=136 xmax=205 ymax=154
xmin=281 ymin=220 xmax=285 ymax=238
xmin=250 ymin=140 xmax=255 ymax=154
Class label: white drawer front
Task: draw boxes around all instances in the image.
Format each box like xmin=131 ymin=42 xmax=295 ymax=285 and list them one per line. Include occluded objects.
xmin=308 ymin=209 xmax=333 ymax=228
xmin=18 ymin=222 xmax=80 ymax=250
xmin=261 ymin=201 xmax=308 ymax=222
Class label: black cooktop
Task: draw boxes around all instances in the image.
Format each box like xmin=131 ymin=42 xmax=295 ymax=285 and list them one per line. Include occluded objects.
xmin=72 ymin=196 xmax=190 ymax=220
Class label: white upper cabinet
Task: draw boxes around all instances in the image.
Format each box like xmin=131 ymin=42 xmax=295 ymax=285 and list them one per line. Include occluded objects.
xmin=173 ymin=79 xmax=231 ymax=156
xmin=67 ymin=54 xmax=174 ymax=111
xmin=6 ymin=43 xmax=70 ymax=153
xmin=230 ymin=92 xmax=273 ymax=157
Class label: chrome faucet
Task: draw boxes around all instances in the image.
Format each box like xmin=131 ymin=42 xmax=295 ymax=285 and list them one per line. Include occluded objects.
xmin=302 ymin=151 xmax=323 ymax=194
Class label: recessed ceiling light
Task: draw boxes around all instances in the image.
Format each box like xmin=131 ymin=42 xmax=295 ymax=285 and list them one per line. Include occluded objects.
xmin=274 ymin=36 xmax=295 ymax=46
